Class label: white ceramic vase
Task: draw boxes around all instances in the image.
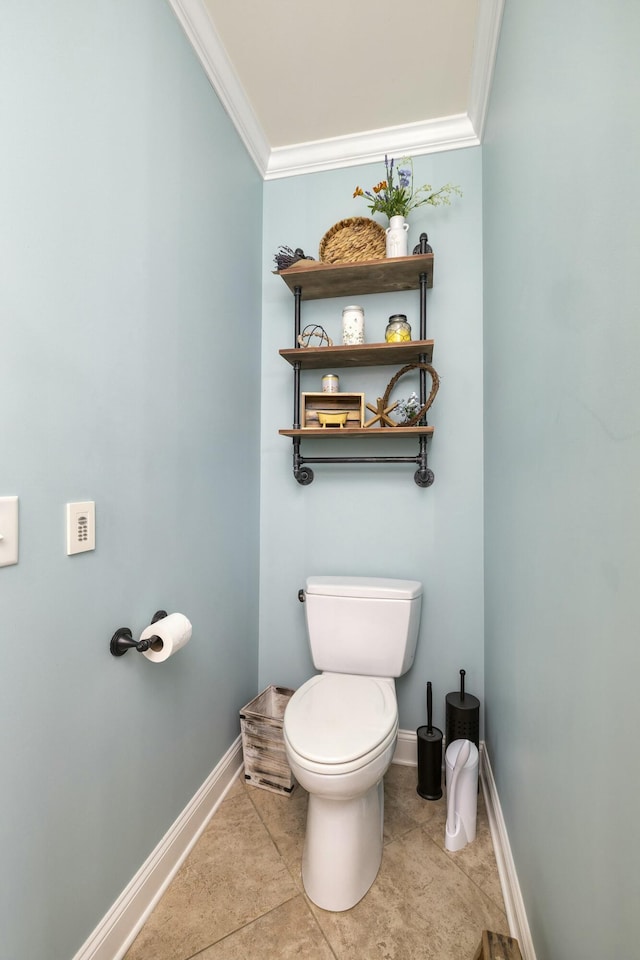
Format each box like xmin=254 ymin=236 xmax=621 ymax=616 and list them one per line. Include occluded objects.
xmin=385 ymin=215 xmax=409 ymax=258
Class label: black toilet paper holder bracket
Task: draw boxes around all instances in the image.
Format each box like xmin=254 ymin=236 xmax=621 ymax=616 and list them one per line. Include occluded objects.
xmin=110 ymin=610 xmax=168 ymax=657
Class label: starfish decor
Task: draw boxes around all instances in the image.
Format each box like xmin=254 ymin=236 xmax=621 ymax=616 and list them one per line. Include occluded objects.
xmin=364 ymin=398 xmax=399 ymax=428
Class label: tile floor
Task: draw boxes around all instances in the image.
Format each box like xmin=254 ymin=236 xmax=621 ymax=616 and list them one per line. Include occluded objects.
xmin=124 ymin=763 xmax=509 ymax=960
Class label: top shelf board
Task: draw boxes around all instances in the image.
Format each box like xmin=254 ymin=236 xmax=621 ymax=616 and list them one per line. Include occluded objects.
xmin=276 ymin=254 xmax=434 ymax=301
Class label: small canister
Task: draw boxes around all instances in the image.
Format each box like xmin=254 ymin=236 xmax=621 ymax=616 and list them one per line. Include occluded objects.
xmin=445 ymin=670 xmax=480 ymax=750
xmin=321 ymin=374 xmax=339 ymax=393
xmin=342 ymin=305 xmax=365 ymax=345
xmin=385 ymin=314 xmax=412 ymax=343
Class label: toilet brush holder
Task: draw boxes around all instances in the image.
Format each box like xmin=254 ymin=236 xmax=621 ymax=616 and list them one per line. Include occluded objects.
xmin=445 ymin=669 xmax=480 ymax=749
xmin=416 ymin=682 xmax=443 ymax=800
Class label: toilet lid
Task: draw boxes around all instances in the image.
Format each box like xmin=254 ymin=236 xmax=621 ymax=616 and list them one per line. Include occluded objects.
xmin=284 ymin=674 xmax=397 ymax=765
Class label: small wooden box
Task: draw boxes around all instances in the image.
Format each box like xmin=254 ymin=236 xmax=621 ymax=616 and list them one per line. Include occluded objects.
xmin=302 ymin=392 xmax=365 ymax=428
xmin=240 ymin=685 xmax=296 ymax=795
xmin=473 ymin=931 xmax=523 ymax=960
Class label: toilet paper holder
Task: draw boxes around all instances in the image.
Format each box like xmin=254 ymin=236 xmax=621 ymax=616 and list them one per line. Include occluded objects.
xmin=110 ymin=610 xmax=168 ymax=657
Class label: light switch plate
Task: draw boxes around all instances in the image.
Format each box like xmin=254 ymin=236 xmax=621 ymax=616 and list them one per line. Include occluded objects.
xmin=0 ymin=496 xmax=19 ymax=567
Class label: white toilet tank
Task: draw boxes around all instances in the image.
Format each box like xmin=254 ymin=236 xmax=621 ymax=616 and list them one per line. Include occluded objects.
xmin=303 ymin=576 xmax=422 ymax=677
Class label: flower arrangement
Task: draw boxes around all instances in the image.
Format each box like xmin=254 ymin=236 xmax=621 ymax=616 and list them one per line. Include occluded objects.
xmin=395 ymin=391 xmax=422 ymax=424
xmin=353 ymin=155 xmax=461 ymax=221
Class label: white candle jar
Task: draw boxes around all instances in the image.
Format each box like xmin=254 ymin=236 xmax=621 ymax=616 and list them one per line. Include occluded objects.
xmin=342 ymin=305 xmax=365 ymax=345
xmin=321 ymin=374 xmax=339 ymax=393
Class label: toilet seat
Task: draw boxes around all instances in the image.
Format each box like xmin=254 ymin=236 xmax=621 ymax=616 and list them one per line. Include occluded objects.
xmin=284 ymin=673 xmax=397 ymax=768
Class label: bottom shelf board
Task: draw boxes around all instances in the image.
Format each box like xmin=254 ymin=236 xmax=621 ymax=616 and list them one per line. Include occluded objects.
xmin=279 ymin=426 xmax=434 ymax=438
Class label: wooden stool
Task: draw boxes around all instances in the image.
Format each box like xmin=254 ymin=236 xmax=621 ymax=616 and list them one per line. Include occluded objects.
xmin=473 ymin=929 xmax=523 ymax=960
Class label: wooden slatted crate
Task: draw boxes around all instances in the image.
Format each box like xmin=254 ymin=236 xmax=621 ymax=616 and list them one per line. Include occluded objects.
xmin=240 ymin=685 xmax=296 ymax=795
xmin=301 ymin=392 xmax=365 ymax=428
xmin=473 ymin=930 xmax=523 ymax=960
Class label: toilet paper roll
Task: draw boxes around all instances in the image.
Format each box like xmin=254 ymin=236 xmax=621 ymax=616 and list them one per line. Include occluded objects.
xmin=139 ymin=612 xmax=192 ymax=663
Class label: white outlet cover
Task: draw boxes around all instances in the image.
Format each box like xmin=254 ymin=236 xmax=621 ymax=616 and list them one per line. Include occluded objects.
xmin=0 ymin=496 xmax=19 ymax=567
xmin=66 ymin=501 xmax=95 ymax=555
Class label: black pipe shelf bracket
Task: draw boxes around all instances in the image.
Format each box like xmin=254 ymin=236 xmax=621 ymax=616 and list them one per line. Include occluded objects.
xmin=110 ymin=610 xmax=168 ymax=657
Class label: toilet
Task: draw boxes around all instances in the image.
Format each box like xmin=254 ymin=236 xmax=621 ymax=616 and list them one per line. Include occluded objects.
xmin=283 ymin=575 xmax=422 ymax=912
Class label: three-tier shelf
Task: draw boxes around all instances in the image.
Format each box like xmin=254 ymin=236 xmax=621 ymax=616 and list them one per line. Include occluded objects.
xmin=277 ymin=253 xmax=436 ymax=486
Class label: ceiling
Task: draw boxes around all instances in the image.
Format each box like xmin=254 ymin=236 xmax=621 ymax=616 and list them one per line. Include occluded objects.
xmin=167 ymin=0 xmax=504 ymax=179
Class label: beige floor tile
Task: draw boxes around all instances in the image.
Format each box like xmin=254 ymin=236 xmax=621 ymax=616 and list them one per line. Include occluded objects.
xmin=127 ymin=763 xmax=509 ymax=960
xmin=422 ymin=791 xmax=506 ymax=912
xmin=123 ymin=787 xmax=297 ymax=960
xmin=309 ymin=827 xmax=509 ymax=960
xmin=244 ymin=779 xmax=308 ymax=872
xmin=384 ymin=762 xmax=444 ymax=842
xmin=221 ymin=776 xmax=246 ymax=801
xmin=196 ymin=895 xmax=336 ymax=959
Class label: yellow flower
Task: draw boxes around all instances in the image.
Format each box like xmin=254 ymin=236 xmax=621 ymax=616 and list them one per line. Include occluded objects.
xmin=373 ymin=180 xmax=387 ymax=194
xmin=353 ymin=186 xmax=364 ymax=198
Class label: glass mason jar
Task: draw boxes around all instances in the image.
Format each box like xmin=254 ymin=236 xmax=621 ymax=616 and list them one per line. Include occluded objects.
xmin=342 ymin=305 xmax=365 ymax=345
xmin=385 ymin=314 xmax=412 ymax=342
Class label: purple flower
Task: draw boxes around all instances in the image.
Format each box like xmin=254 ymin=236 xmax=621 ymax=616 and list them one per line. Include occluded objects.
xmin=352 ymin=154 xmax=461 ymax=220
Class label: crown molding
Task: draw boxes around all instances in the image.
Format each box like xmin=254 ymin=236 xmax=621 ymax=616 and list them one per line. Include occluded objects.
xmin=168 ymin=0 xmax=504 ymax=182
xmin=468 ymin=0 xmax=505 ymax=140
xmin=264 ymin=114 xmax=479 ymax=181
xmin=166 ymin=0 xmax=270 ymax=176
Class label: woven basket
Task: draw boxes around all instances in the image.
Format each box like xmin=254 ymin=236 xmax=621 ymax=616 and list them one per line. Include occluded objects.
xmin=319 ymin=217 xmax=386 ymax=264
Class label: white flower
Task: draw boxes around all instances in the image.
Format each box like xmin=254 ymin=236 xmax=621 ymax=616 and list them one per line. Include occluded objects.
xmin=396 ymin=392 xmax=421 ymax=423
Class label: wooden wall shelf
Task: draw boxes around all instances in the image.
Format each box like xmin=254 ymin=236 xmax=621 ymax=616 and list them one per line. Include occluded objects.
xmin=277 ymin=254 xmax=437 ymax=486
xmin=280 ymin=340 xmax=434 ymax=369
xmin=279 ymin=426 xmax=435 ymax=438
xmin=276 ymin=254 xmax=434 ymax=300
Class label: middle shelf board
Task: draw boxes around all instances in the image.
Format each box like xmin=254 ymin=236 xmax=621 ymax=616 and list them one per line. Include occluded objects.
xmin=279 ymin=426 xmax=435 ymax=438
xmin=279 ymin=340 xmax=434 ymax=369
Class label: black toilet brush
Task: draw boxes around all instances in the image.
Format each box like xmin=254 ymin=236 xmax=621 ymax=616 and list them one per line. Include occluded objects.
xmin=416 ymin=681 xmax=443 ymax=800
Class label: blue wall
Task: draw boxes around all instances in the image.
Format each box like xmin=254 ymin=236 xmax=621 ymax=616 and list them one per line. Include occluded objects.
xmin=483 ymin=2 xmax=640 ymax=958
xmin=260 ymin=150 xmax=484 ymax=735
xmin=0 ymin=2 xmax=262 ymax=957
xmin=7 ymin=2 xmax=638 ymax=957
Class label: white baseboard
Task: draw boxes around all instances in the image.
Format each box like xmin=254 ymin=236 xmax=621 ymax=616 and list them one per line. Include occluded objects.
xmin=72 ymin=736 xmax=244 ymax=960
xmin=480 ymin=745 xmax=537 ymax=960
xmin=392 ymin=727 xmax=420 ymax=765
xmin=393 ymin=730 xmax=535 ymax=960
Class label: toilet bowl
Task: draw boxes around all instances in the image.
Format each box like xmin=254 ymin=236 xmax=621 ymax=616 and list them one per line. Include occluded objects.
xmin=284 ymin=672 xmax=399 ymax=911
xmin=283 ymin=576 xmax=422 ymax=912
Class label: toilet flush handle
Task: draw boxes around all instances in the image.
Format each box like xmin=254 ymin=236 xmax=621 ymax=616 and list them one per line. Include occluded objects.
xmin=298 ymin=589 xmax=305 ymax=603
